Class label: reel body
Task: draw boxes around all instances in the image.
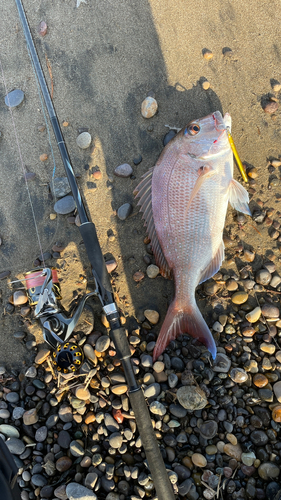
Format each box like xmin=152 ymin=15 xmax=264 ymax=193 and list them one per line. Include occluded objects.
xmin=24 ymin=268 xmax=91 ymax=372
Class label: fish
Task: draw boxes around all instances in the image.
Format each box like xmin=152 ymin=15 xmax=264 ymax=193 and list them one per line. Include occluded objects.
xmin=135 ymin=111 xmax=251 ymax=361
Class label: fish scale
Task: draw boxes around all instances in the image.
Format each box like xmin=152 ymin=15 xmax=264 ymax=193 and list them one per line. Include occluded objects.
xmin=135 ymin=111 xmax=251 ymax=361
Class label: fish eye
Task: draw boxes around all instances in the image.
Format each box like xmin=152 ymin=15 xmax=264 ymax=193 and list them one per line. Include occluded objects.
xmin=185 ymin=123 xmax=200 ymax=136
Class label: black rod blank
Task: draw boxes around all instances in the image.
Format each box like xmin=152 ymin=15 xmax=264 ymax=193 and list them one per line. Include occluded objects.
xmin=14 ymin=1 xmax=176 ymax=498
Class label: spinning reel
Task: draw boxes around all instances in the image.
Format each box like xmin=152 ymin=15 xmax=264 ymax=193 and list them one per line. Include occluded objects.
xmin=24 ymin=268 xmax=97 ymax=373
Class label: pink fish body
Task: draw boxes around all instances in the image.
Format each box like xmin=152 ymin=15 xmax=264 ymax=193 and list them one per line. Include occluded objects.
xmin=135 ymin=111 xmax=251 ymax=361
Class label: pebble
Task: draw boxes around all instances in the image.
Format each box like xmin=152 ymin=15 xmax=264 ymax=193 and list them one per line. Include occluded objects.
xmin=150 ymin=401 xmax=166 ymax=416
xmin=256 ymin=269 xmax=272 ymax=285
xmin=52 ymin=177 xmax=71 ymax=197
xmin=6 ymin=438 xmax=25 ymax=455
xmin=54 ymin=195 xmax=76 ymax=214
xmin=263 ymin=101 xmax=279 ymax=114
xmin=37 ymin=20 xmax=47 ymax=36
xmin=109 ymin=432 xmax=123 ymax=449
xmin=199 ymin=420 xmax=218 ymax=439
xmin=223 ymin=443 xmax=242 ymax=461
xmin=144 ymin=309 xmax=159 ymax=324
xmin=213 ymin=353 xmax=231 ymax=373
xmin=35 ymin=349 xmax=50 ymax=364
xmin=114 ymin=163 xmax=133 ymax=177
xmin=111 ymin=384 xmax=128 ymax=395
xmin=76 ymin=132 xmax=92 ymax=149
xmin=192 ymin=453 xmax=207 ymax=467
xmin=56 ymin=456 xmax=73 ymax=472
xmin=261 ymin=302 xmax=280 ymax=318
xmin=144 ymin=383 xmax=161 ymax=398
xmin=202 ymin=48 xmax=213 ymax=60
xmin=229 ymin=368 xmax=248 ymax=383
xmin=5 ymin=89 xmax=24 ymax=107
xmin=241 ymin=451 xmax=256 ymax=466
xmin=273 ymin=381 xmax=281 ymax=402
xmin=95 ymin=335 xmax=110 ymax=352
xmin=59 ymin=405 xmax=73 ymax=422
xmin=176 ymin=385 xmax=207 ymax=410
xmin=246 ymin=306 xmax=262 ymax=323
xmin=66 ymin=483 xmax=97 ymax=500
xmin=70 ymin=440 xmax=84 ymax=457
xmin=117 ymin=203 xmax=133 ymax=220
xmin=13 ymin=290 xmax=28 ymax=306
xmin=231 ymin=291 xmax=248 ymax=304
xmin=6 ymin=392 xmax=19 ymax=403
xmin=146 ymin=264 xmax=159 ymax=278
xmin=258 ymin=463 xmax=280 ymax=480
xmin=141 ymin=97 xmax=158 ymax=118
xmin=0 ymin=425 xmax=19 ymax=438
xmin=163 ymin=130 xmax=177 ymax=146
xmin=83 ymin=344 xmax=97 ymax=365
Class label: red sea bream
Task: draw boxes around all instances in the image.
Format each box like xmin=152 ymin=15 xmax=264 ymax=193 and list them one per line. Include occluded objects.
xmin=135 ymin=111 xmax=251 ymax=361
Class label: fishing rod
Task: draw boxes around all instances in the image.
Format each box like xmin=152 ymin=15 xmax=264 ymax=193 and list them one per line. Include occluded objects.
xmin=13 ymin=1 xmax=175 ymax=498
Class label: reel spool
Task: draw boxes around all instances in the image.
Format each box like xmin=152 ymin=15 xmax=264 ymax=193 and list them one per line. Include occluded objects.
xmin=53 ymin=342 xmax=84 ymax=373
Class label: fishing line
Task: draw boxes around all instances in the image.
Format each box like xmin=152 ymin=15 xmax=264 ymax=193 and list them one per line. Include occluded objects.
xmin=0 ymin=56 xmax=46 ymax=267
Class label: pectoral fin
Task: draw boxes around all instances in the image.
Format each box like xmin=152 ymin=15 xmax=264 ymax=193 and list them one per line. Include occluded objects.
xmin=229 ymin=179 xmax=251 ymax=215
xmin=199 ymin=240 xmax=225 ymax=284
xmin=185 ymin=164 xmax=216 ymax=216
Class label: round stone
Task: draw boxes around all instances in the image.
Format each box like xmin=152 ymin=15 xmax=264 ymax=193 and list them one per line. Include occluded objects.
xmin=261 ymin=303 xmax=280 ymax=318
xmin=191 ymin=453 xmax=207 ymax=467
xmin=253 ymin=374 xmax=268 ymax=388
xmin=70 ymin=440 xmax=84 ymax=457
xmin=35 ymin=349 xmax=50 ymax=364
xmin=35 ymin=426 xmax=48 ymax=442
xmin=241 ymin=452 xmax=256 ymax=466
xmin=52 ymin=177 xmax=71 ymax=197
xmin=6 ymin=438 xmax=25 ymax=455
xmin=272 ymin=405 xmax=281 ymax=422
xmin=256 ymin=269 xmax=271 ymax=285
xmin=168 ymin=373 xmax=178 ymax=388
xmin=75 ymin=386 xmax=90 ymax=401
xmin=109 ymin=432 xmax=123 ymax=449
xmin=114 ymin=164 xmax=133 ymax=177
xmin=23 ymin=408 xmax=38 ymax=425
xmin=12 ymin=407 xmax=25 ymax=420
xmin=223 ymin=443 xmax=242 ymax=461
xmin=76 ymin=132 xmax=91 ymax=149
xmin=144 ymin=383 xmax=161 ymax=398
xmin=0 ymin=410 xmax=10 ymax=419
xmin=213 ymin=353 xmax=231 ymax=373
xmin=153 ymin=361 xmax=164 ymax=373
xmin=229 ymin=368 xmax=248 ymax=384
xmin=250 ymin=430 xmax=268 ymax=446
xmin=54 ymin=195 xmax=76 ymax=215
xmin=146 ymin=264 xmax=159 ymax=278
xmin=56 ymin=456 xmax=73 ymax=472
xmin=144 ymin=309 xmax=159 ymax=324
xmin=57 ymin=430 xmax=72 ymax=448
xmin=83 ymin=344 xmax=97 ymax=365
xmin=59 ymin=406 xmax=73 ymax=422
xmin=258 ymin=462 xmax=280 ymax=480
xmin=95 ymin=335 xmax=110 ymax=352
xmin=66 ymin=483 xmax=97 ymax=500
xmin=31 ymin=475 xmax=48 ymax=487
xmin=111 ymin=384 xmax=128 ymax=395
xmin=5 ymin=89 xmax=24 ymax=107
xmin=13 ymin=290 xmax=28 ymax=306
xmin=141 ymin=97 xmax=158 ymax=118
xmin=104 ymin=413 xmax=119 ymax=432
xmin=226 ymin=279 xmax=238 ymax=291
xmin=263 ymin=101 xmax=279 ymax=114
xmin=199 ymin=420 xmax=218 ymax=440
xmin=117 ymin=203 xmax=133 ymax=220
xmin=273 ymin=381 xmax=281 ymax=403
xmin=231 ymin=291 xmax=248 ymax=304
xmin=260 ymin=343 xmax=275 ymax=354
xmin=6 ymin=392 xmax=19 ymax=404
xmin=176 ymin=385 xmax=207 ymax=410
xmin=0 ymin=425 xmax=19 ymax=438
xmin=149 ymin=401 xmax=166 ymax=416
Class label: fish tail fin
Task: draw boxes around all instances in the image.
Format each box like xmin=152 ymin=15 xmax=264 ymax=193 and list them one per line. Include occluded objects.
xmin=153 ymin=299 xmax=217 ymax=362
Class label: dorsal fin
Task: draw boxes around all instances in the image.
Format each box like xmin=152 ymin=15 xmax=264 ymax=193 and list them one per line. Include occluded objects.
xmin=135 ymin=168 xmax=172 ymax=279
